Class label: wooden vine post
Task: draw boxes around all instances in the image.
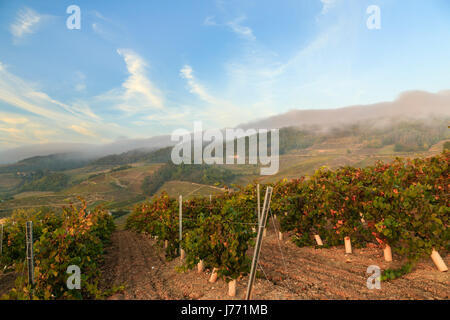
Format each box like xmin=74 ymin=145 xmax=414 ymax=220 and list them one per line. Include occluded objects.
xmin=245 ymin=186 xmax=273 ymax=300
xmin=383 ymin=244 xmax=392 ymax=262
xmin=209 ymin=268 xmax=218 ymax=283
xmin=431 ymin=249 xmax=448 ymax=272
xmin=228 ymin=279 xmax=237 ymax=297
xmin=314 ymin=234 xmax=323 ymax=246
xmin=26 ymin=221 xmax=34 ymax=299
xmin=276 ymin=213 xmax=285 ymax=241
xmin=197 ymin=260 xmax=204 ymax=273
xmin=344 ymin=236 xmax=352 ymax=254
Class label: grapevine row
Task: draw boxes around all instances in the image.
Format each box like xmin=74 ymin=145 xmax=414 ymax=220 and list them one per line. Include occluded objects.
xmin=127 ymin=151 xmax=449 ymax=290
xmin=0 ymin=200 xmax=115 ymax=299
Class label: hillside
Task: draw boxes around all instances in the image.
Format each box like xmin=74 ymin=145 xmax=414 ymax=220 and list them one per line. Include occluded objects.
xmin=0 ymin=117 xmax=448 ymax=218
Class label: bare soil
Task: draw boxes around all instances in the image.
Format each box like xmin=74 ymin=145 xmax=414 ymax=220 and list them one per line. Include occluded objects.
xmin=100 ymin=230 xmax=449 ymax=300
xmin=0 ymin=271 xmax=16 ymax=297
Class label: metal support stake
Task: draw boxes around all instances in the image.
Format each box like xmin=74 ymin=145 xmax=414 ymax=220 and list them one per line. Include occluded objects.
xmin=257 ymin=184 xmax=261 ymax=225
xmin=245 ymin=186 xmax=273 ymax=300
xmin=26 ymin=221 xmax=34 ymax=299
xmin=179 ymin=195 xmax=183 ymax=257
xmin=0 ymin=224 xmax=3 ymax=256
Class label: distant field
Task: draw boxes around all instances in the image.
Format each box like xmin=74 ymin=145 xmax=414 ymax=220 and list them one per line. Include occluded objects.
xmin=13 ymin=191 xmax=55 ymax=200
xmin=0 ymin=173 xmax=21 ymax=190
xmin=155 ymin=180 xmax=225 ymax=199
xmin=0 ymin=163 xmax=162 ymax=215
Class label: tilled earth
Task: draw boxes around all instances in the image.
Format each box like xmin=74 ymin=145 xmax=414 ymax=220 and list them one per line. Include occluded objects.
xmin=100 ymin=230 xmax=449 ymax=300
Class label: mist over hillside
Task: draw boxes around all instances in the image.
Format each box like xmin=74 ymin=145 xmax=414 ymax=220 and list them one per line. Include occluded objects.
xmin=1 ymin=89 xmax=449 ymax=165
xmin=238 ymin=90 xmax=450 ymax=130
xmin=0 ymin=135 xmax=175 ymax=165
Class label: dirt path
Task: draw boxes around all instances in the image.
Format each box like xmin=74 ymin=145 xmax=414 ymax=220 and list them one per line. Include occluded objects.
xmin=100 ymin=230 xmax=449 ymax=300
xmin=100 ymin=230 xmax=184 ymax=300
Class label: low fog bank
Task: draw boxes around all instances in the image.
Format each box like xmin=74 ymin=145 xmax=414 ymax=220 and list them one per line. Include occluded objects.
xmin=0 ymin=135 xmax=175 ymax=165
xmin=238 ymin=90 xmax=450 ymax=132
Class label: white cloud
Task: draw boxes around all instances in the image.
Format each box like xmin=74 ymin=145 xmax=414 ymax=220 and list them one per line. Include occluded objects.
xmin=180 ymin=65 xmax=217 ymax=104
xmin=92 ymin=23 xmax=101 ymax=34
xmin=204 ymin=16 xmax=217 ymax=26
xmin=320 ymin=0 xmax=337 ymax=14
xmin=204 ymin=15 xmax=255 ymax=41
xmin=92 ymin=10 xmax=108 ymax=21
xmin=0 ymin=114 xmax=29 ymax=125
xmin=226 ymin=16 xmax=255 ymax=41
xmin=91 ymin=22 xmax=111 ymax=39
xmin=70 ymin=124 xmax=97 ymax=137
xmin=10 ymin=7 xmax=43 ymax=41
xmin=113 ymin=49 xmax=165 ymax=112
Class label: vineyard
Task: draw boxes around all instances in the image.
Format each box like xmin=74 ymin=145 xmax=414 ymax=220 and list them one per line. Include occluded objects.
xmin=126 ymin=151 xmax=449 ymax=295
xmin=0 ymin=201 xmax=115 ymax=299
xmin=0 ymin=152 xmax=448 ymax=299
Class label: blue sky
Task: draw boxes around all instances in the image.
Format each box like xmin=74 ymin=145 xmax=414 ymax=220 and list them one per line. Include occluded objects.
xmin=0 ymin=0 xmax=449 ymax=150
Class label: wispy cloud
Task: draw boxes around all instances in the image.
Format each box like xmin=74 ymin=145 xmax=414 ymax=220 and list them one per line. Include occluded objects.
xmin=0 ymin=48 xmax=172 ymax=148
xmin=101 ymin=49 xmax=165 ymax=113
xmin=70 ymin=124 xmax=97 ymax=137
xmin=320 ymin=0 xmax=337 ymax=14
xmin=226 ymin=16 xmax=255 ymax=41
xmin=0 ymin=114 xmax=29 ymax=125
xmin=90 ymin=11 xmax=125 ymax=43
xmin=0 ymin=61 xmax=121 ymax=147
xmin=91 ymin=10 xmax=109 ymax=22
xmin=92 ymin=23 xmax=102 ymax=35
xmin=0 ymin=47 xmax=172 ymax=148
xmin=203 ymin=16 xmax=217 ymax=26
xmin=10 ymin=7 xmax=43 ymax=42
xmin=0 ymin=111 xmax=63 ymax=148
xmin=204 ymin=15 xmax=255 ymax=41
xmin=179 ymin=64 xmax=264 ymax=128
xmin=180 ymin=65 xmax=217 ymax=104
